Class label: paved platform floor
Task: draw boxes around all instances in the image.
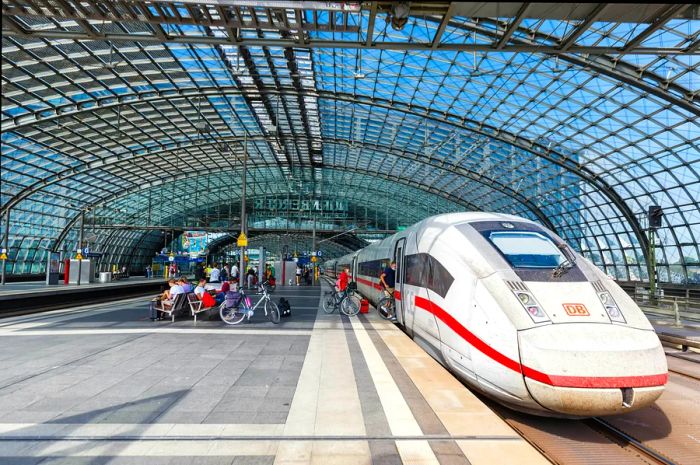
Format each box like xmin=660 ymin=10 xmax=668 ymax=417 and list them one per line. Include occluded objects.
xmin=0 ymin=283 xmax=547 ymax=465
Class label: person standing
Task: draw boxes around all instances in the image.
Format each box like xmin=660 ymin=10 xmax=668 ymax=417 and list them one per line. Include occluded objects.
xmin=337 ymin=266 xmax=350 ymax=295
xmin=210 ymin=264 xmax=221 ymax=283
xmin=247 ymin=266 xmax=256 ymax=289
xmin=379 ymin=261 xmax=397 ymax=299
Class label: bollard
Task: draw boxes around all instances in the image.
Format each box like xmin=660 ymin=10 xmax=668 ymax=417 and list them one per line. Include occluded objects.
xmin=673 ymin=297 xmax=681 ymax=327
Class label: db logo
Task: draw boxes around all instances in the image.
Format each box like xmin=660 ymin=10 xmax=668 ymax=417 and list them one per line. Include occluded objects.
xmin=563 ymin=303 xmax=590 ymax=316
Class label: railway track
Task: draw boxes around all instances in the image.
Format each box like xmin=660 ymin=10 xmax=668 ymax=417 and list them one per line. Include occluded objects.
xmin=586 ymin=417 xmax=676 ymax=465
xmin=487 ymin=352 xmax=700 ymax=465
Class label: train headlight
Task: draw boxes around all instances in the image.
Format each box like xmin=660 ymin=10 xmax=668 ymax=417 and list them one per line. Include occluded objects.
xmin=514 ymin=292 xmax=550 ymax=324
xmin=597 ymin=291 xmax=626 ymax=323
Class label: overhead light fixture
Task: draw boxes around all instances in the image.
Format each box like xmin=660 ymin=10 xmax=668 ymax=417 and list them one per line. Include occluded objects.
xmin=390 ymin=2 xmax=410 ymax=30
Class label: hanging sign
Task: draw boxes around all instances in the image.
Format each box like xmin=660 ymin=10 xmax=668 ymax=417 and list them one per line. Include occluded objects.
xmin=237 ymin=232 xmax=248 ymax=247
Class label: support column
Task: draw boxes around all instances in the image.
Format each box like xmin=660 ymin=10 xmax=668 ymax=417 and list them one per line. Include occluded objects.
xmin=77 ymin=210 xmax=85 ymax=286
xmin=239 ymin=135 xmax=248 ymax=289
xmin=312 ymin=215 xmax=317 ymax=285
xmin=1 ymin=209 xmax=10 ymax=285
xmin=648 ymin=228 xmax=657 ymax=301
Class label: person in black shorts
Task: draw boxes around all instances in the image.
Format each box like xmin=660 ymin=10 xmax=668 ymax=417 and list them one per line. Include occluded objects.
xmin=380 ymin=261 xmax=396 ymax=298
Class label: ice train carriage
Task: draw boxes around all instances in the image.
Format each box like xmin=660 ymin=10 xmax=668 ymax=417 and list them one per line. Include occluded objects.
xmin=324 ymin=212 xmax=667 ymax=418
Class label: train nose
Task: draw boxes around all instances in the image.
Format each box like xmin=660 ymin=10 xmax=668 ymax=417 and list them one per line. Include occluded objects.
xmin=517 ymin=324 xmax=667 ymax=417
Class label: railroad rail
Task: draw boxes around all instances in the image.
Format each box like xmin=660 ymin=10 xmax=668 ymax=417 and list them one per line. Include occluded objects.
xmin=587 ymin=418 xmax=676 ymax=465
xmin=493 ymin=350 xmax=698 ymax=465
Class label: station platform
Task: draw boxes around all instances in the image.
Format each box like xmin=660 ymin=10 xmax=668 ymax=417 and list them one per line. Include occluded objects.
xmin=0 ymin=277 xmax=159 ymax=297
xmin=0 ymin=278 xmax=165 ymax=316
xmin=0 ymin=282 xmax=547 ymax=465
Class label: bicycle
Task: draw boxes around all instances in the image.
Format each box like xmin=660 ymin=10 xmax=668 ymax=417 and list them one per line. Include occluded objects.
xmin=323 ymin=285 xmax=360 ymax=316
xmin=377 ymin=289 xmax=396 ymax=320
xmin=219 ymin=281 xmax=280 ymax=325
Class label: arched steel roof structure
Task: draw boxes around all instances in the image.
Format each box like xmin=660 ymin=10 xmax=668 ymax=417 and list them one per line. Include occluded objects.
xmin=1 ymin=1 xmax=699 ymax=284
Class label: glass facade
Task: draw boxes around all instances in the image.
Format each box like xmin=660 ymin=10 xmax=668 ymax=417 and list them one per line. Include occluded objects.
xmin=1 ymin=2 xmax=698 ymax=283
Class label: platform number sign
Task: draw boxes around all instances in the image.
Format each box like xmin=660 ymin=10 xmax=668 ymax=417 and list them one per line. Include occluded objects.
xmin=562 ymin=303 xmax=590 ymax=316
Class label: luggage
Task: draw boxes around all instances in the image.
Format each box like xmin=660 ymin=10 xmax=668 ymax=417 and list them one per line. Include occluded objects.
xmin=149 ymin=299 xmax=160 ymax=320
xmin=278 ymin=297 xmax=291 ymax=318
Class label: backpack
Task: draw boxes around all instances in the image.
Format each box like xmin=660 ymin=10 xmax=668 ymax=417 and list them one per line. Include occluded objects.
xmin=201 ymin=292 xmax=216 ymax=308
xmin=224 ymin=290 xmax=243 ymax=309
xmin=278 ymin=297 xmax=291 ymax=318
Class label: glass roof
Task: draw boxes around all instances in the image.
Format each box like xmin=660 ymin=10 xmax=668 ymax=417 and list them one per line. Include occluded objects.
xmin=1 ymin=1 xmax=699 ymax=284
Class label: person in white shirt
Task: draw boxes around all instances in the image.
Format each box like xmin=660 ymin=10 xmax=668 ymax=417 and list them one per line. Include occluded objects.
xmin=194 ymin=279 xmax=208 ymax=299
xmin=161 ymin=279 xmax=184 ymax=309
xmin=209 ymin=265 xmax=221 ymax=283
xmin=231 ymin=264 xmax=239 ymax=279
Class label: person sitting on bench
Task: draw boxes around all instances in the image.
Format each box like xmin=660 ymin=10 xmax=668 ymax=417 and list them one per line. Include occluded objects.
xmin=161 ymin=279 xmax=185 ymax=309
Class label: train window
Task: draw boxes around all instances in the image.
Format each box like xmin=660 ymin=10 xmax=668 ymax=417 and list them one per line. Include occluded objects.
xmin=404 ymin=254 xmax=425 ymax=288
xmin=404 ymin=253 xmax=454 ymax=298
xmin=426 ymin=255 xmax=454 ymax=298
xmin=489 ymin=231 xmax=565 ymax=269
xmin=358 ymin=259 xmax=388 ymax=277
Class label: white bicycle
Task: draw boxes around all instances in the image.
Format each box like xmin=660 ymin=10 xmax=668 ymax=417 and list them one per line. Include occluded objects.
xmin=219 ymin=282 xmax=280 ymax=325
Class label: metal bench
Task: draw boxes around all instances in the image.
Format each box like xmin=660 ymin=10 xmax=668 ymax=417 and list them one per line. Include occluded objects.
xmin=187 ymin=293 xmax=211 ymax=323
xmin=151 ymin=292 xmax=188 ymax=322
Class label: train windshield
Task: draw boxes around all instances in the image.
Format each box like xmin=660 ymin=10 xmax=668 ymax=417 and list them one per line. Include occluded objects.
xmin=489 ymin=231 xmax=565 ymax=269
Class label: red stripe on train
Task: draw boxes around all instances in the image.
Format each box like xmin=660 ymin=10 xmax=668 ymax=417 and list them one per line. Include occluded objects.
xmin=413 ymin=296 xmax=667 ymax=389
xmin=356 ymin=277 xmax=402 ymax=301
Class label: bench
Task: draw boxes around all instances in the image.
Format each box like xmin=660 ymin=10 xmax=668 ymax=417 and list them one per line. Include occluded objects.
xmin=151 ymin=292 xmax=189 ymax=322
xmin=187 ymin=293 xmax=213 ymax=323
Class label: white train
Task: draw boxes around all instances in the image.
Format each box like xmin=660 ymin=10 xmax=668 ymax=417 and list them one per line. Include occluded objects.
xmin=325 ymin=212 xmax=667 ymax=418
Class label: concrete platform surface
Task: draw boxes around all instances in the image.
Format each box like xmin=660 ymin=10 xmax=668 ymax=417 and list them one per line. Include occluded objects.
xmin=0 ymin=283 xmax=547 ymax=465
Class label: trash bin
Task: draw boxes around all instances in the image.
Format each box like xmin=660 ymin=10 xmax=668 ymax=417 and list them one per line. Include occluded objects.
xmin=99 ymin=272 xmax=112 ymax=283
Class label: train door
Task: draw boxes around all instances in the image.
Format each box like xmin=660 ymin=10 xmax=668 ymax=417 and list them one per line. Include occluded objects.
xmin=351 ymin=255 xmax=358 ymax=283
xmin=393 ymin=238 xmax=407 ymax=327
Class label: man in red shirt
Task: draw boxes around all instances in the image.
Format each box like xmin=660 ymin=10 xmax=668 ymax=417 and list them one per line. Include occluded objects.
xmin=337 ymin=267 xmax=350 ymax=293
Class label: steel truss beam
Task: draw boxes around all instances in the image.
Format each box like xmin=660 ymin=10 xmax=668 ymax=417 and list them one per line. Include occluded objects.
xmin=3 ymin=129 xmax=556 ymax=233
xmin=0 ymin=29 xmax=690 ymax=56
xmin=3 ymin=91 xmax=652 ymax=277
xmin=50 ymin=164 xmax=487 ymax=252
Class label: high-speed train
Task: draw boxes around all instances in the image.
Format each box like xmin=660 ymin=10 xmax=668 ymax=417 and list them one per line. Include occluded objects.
xmin=325 ymin=212 xmax=667 ymax=418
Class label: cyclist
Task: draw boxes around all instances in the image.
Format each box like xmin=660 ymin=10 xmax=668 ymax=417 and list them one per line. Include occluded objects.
xmin=379 ymin=261 xmax=397 ymax=320
xmin=337 ymin=266 xmax=350 ymax=295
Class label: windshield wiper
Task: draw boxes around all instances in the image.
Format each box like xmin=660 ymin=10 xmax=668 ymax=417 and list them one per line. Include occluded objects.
xmin=552 ymin=244 xmax=577 ymax=278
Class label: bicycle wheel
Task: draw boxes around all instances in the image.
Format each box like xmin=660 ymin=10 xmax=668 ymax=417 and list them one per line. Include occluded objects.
xmin=377 ymin=296 xmax=394 ymax=320
xmin=220 ymin=303 xmax=247 ymax=325
xmin=340 ymin=292 xmax=360 ymax=316
xmin=322 ymin=293 xmax=337 ymax=313
xmin=266 ymin=300 xmax=280 ymax=324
